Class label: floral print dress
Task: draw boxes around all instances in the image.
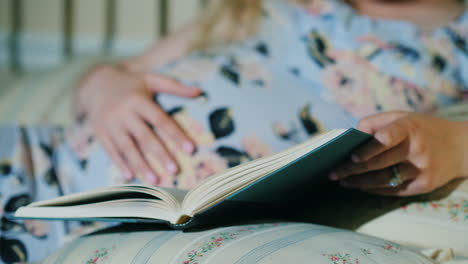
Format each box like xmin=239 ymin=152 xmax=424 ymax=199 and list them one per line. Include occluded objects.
xmin=1 ymin=0 xmax=467 ymax=262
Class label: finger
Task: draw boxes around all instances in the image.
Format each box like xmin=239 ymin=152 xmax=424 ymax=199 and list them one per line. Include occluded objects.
xmin=126 ymin=115 xmax=179 ymax=177
xmin=358 ymin=111 xmax=409 ymax=134
xmin=391 ymin=174 xmax=437 ymax=196
xmin=112 ymin=127 xmax=159 ymax=185
xmin=352 ymin=117 xmax=411 ymax=162
xmin=330 ymin=141 xmax=409 ymax=181
xmin=364 ymin=181 xmax=413 ymax=196
xmin=136 ymin=99 xmax=195 ymax=154
xmin=100 ymin=135 xmax=132 ymax=180
xmin=339 ymin=163 xmax=417 ymax=190
xmin=365 ymin=170 xmax=439 ymax=196
xmin=144 ymin=74 xmax=202 ymax=97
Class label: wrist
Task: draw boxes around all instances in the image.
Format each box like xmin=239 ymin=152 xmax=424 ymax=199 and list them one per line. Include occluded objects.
xmin=74 ymin=64 xmax=111 ymax=116
xmin=76 ymin=65 xmax=134 ymax=116
xmin=455 ymin=121 xmax=468 ymax=177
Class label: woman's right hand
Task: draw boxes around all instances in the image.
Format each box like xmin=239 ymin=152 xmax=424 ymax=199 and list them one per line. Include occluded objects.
xmin=78 ymin=65 xmax=202 ymax=185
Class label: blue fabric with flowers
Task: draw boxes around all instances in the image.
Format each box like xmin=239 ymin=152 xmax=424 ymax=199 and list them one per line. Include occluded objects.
xmin=1 ymin=0 xmax=467 ymax=262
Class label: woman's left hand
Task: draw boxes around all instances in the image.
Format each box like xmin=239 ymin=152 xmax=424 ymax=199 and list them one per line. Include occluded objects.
xmin=329 ymin=111 xmax=468 ymax=196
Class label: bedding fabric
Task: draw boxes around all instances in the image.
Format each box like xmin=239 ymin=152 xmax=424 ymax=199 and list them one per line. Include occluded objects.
xmin=43 ymin=222 xmax=435 ymax=264
xmin=358 ymin=179 xmax=468 ymax=257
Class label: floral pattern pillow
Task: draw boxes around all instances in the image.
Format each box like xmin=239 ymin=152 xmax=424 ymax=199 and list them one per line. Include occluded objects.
xmin=43 ymin=222 xmax=435 ymax=264
xmin=358 ymin=178 xmax=468 ymax=259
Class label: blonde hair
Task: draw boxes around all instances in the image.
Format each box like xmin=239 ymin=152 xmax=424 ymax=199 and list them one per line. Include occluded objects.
xmin=192 ymin=0 xmax=263 ymax=51
xmin=192 ymin=0 xmax=313 ymax=51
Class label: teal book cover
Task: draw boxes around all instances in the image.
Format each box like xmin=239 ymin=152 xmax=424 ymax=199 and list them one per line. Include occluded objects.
xmin=174 ymin=128 xmax=371 ymax=229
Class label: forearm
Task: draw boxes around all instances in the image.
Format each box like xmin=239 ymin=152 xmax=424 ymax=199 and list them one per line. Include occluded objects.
xmin=123 ymin=20 xmax=200 ymax=73
xmin=457 ymin=121 xmax=468 ymax=177
xmin=433 ymin=108 xmax=468 ymax=177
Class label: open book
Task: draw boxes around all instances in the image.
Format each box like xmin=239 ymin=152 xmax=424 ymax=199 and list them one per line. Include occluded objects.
xmin=15 ymin=129 xmax=370 ymax=229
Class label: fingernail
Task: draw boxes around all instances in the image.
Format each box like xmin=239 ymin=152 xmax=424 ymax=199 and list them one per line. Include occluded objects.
xmin=146 ymin=172 xmax=158 ymax=184
xmin=123 ymin=170 xmax=133 ymax=181
xmin=166 ymin=162 xmax=178 ymax=176
xmin=375 ymin=132 xmax=389 ymax=145
xmin=183 ymin=142 xmax=194 ymax=154
xmin=351 ymin=154 xmax=360 ymax=163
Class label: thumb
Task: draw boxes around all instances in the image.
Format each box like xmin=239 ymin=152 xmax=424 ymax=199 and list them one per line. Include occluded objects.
xmin=144 ymin=73 xmax=202 ymax=97
xmin=358 ymin=111 xmax=409 ymax=134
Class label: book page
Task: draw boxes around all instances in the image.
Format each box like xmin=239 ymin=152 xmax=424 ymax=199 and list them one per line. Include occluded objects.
xmin=17 ymin=185 xmax=189 ymax=224
xmin=157 ymin=187 xmax=189 ymax=209
xmin=182 ymin=132 xmax=331 ymax=210
xmin=28 ymin=185 xmax=186 ymax=208
xmin=16 ymin=199 xmax=179 ymax=224
xmin=183 ymin=130 xmax=345 ymax=215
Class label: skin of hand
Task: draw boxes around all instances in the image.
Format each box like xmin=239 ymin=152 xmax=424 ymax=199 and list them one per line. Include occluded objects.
xmin=73 ymin=21 xmax=202 ymax=185
xmin=78 ymin=65 xmax=201 ymax=185
xmin=329 ymin=111 xmax=468 ymax=196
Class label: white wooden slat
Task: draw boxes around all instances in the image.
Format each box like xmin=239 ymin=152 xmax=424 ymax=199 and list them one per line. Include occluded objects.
xmin=74 ymin=0 xmax=106 ymax=55
xmin=114 ymin=0 xmax=157 ymax=56
xmin=0 ymin=0 xmax=10 ymax=70
xmin=23 ymin=0 xmax=61 ymax=34
xmin=0 ymin=0 xmax=9 ymax=32
xmin=169 ymin=0 xmax=200 ymax=31
xmin=21 ymin=0 xmax=63 ymax=70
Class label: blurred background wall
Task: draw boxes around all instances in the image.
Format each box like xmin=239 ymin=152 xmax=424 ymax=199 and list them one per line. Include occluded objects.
xmin=0 ymin=0 xmax=204 ymax=125
xmin=0 ymin=0 xmax=203 ymax=72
